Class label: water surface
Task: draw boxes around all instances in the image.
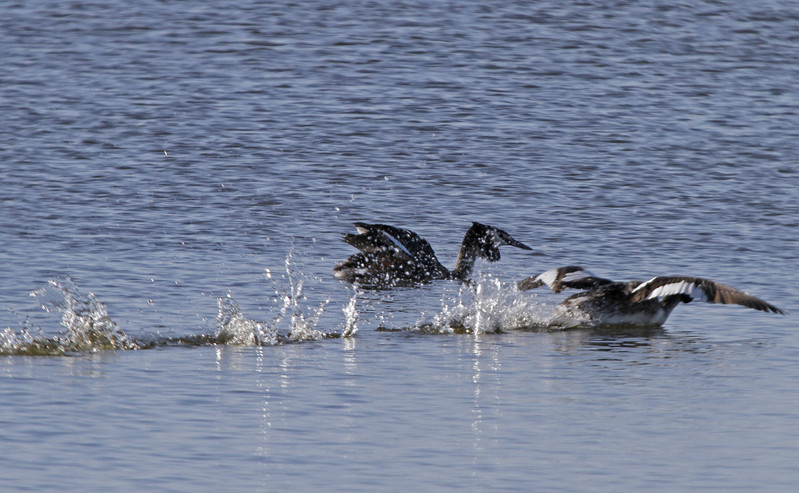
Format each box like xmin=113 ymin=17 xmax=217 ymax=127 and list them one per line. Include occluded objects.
xmin=2 ymin=0 xmax=798 ymax=490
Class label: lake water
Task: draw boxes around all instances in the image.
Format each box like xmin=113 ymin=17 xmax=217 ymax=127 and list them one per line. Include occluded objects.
xmin=2 ymin=0 xmax=798 ymax=490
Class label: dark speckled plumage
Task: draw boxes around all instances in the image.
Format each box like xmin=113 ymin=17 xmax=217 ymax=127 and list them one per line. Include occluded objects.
xmin=334 ymin=222 xmax=531 ymax=287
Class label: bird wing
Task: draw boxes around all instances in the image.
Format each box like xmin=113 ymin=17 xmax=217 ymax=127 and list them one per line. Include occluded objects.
xmin=517 ymin=266 xmax=613 ymax=293
xmin=345 ymin=222 xmax=440 ymax=263
xmin=631 ymin=276 xmax=785 ymax=314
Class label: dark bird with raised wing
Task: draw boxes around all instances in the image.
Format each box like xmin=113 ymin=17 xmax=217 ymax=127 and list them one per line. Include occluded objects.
xmin=334 ymin=222 xmax=532 ymax=287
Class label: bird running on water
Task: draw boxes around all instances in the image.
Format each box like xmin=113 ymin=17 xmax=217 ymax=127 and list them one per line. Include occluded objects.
xmin=518 ymin=265 xmax=784 ymax=327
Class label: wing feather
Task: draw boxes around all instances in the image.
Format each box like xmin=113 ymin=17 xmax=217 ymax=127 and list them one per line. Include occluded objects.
xmin=632 ymin=276 xmax=784 ymax=314
xmin=517 ymin=266 xmax=612 ymax=293
xmin=344 ymin=223 xmax=417 ymax=261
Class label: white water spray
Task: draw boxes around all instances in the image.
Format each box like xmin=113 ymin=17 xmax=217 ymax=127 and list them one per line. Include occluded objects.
xmin=428 ymin=274 xmax=553 ymax=334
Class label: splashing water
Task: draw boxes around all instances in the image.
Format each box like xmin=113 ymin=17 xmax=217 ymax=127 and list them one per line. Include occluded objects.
xmin=216 ymin=294 xmax=278 ymax=345
xmin=1 ymin=324 xmax=63 ymax=356
xmin=31 ymin=277 xmax=139 ymax=351
xmin=341 ymin=289 xmax=359 ymax=338
xmin=426 ymin=275 xmax=553 ymax=334
xmin=3 ymin=252 xmax=358 ymax=355
xmin=216 ymin=252 xmax=338 ymax=345
xmin=267 ymin=253 xmax=330 ymax=342
xmin=4 ymin=260 xmax=540 ymax=356
xmin=0 ymin=277 xmax=139 ymax=355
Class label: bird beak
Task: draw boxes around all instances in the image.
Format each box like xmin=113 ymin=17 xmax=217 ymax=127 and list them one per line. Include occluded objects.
xmin=507 ymin=237 xmax=533 ymax=250
xmin=495 ymin=230 xmax=533 ymax=250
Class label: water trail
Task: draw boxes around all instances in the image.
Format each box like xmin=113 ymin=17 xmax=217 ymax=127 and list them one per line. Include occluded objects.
xmin=1 ymin=259 xmax=348 ymax=355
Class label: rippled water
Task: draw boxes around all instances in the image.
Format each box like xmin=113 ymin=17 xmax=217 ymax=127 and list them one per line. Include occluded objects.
xmin=2 ymin=0 xmax=798 ymax=490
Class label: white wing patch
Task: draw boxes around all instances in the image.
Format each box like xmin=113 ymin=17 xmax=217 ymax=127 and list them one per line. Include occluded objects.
xmin=534 ymin=267 xmax=598 ymax=288
xmin=533 ymin=268 xmax=560 ymax=287
xmin=561 ymin=268 xmax=598 ymax=283
xmin=635 ymin=278 xmax=708 ymax=302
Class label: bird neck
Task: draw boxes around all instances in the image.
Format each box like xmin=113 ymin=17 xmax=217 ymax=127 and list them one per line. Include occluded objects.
xmin=451 ymin=249 xmax=477 ymax=280
xmin=660 ymin=294 xmax=691 ymax=315
xmin=451 ymin=227 xmax=484 ymax=280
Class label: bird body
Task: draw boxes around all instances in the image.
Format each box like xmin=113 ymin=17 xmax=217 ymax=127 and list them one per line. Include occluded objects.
xmin=518 ymin=266 xmax=784 ymax=327
xmin=334 ymin=222 xmax=531 ymax=287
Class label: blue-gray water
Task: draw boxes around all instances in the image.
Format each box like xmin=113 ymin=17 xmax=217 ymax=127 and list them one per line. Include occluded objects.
xmin=2 ymin=0 xmax=798 ymax=490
